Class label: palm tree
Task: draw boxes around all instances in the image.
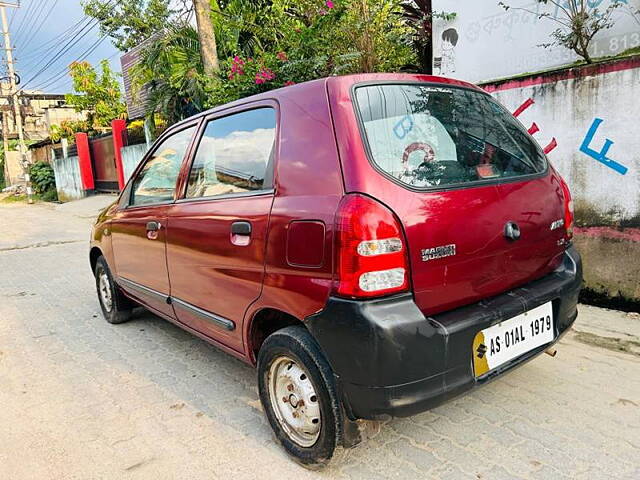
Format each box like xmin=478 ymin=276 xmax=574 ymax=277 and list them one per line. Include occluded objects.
xmin=132 ymin=24 xmax=208 ymax=123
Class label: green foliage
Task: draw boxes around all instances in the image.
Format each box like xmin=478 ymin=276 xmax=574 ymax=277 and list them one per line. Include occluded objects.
xmin=41 ymin=189 xmax=59 ymax=202
xmin=49 ymin=120 xmax=90 ymax=142
xmin=28 ymin=162 xmax=57 ymax=196
xmin=207 ymin=51 xmax=361 ymax=107
xmin=130 ymin=24 xmax=209 ymax=124
xmin=81 ymin=0 xmax=185 ymax=51
xmin=65 ymin=60 xmax=127 ymax=128
xmin=86 ymin=0 xmax=430 ymax=123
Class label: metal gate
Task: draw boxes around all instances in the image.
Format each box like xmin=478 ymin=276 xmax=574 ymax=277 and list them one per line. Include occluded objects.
xmin=89 ymin=134 xmax=119 ymax=192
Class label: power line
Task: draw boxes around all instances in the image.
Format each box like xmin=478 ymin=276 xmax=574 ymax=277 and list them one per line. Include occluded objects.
xmin=8 ymin=2 xmax=17 ymax=29
xmin=37 ymin=37 xmax=118 ymax=93
xmin=18 ymin=0 xmax=56 ymax=50
xmin=20 ymin=16 xmax=95 ymax=79
xmin=15 ymin=0 xmax=44 ymax=44
xmin=20 ymin=17 xmax=98 ymax=88
xmin=19 ymin=16 xmax=88 ymax=62
xmin=30 ymin=34 xmax=108 ymax=91
xmin=11 ymin=0 xmax=37 ymax=41
xmin=19 ymin=0 xmax=116 ymax=90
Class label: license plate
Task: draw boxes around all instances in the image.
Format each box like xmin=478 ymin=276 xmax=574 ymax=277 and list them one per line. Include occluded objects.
xmin=473 ymin=302 xmax=554 ymax=377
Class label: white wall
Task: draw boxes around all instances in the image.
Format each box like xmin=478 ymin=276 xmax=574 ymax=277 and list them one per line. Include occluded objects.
xmin=487 ymin=60 xmax=640 ymax=220
xmin=120 ymin=143 xmax=149 ymax=183
xmin=52 ymin=155 xmax=86 ymax=202
xmin=433 ymin=0 xmax=640 ymax=82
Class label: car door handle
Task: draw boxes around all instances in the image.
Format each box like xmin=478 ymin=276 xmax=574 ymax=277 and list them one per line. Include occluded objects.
xmin=231 ymin=221 xmax=251 ymax=236
xmin=146 ymin=221 xmax=161 ymax=232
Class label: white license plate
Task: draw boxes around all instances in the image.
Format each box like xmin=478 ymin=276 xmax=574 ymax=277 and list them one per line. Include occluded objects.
xmin=473 ymin=302 xmax=554 ymax=377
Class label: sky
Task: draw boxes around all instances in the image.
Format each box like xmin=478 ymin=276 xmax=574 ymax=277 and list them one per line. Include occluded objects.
xmin=4 ymin=0 xmax=121 ymax=95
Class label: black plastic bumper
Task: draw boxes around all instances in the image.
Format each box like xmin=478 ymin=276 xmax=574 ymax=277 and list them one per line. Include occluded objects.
xmin=306 ymin=246 xmax=582 ymax=420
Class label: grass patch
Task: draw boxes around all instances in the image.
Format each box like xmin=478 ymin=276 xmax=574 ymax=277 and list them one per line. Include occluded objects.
xmin=0 ymin=193 xmax=42 ymax=204
xmin=480 ymin=51 xmax=640 ymax=86
xmin=620 ymin=46 xmax=640 ymax=57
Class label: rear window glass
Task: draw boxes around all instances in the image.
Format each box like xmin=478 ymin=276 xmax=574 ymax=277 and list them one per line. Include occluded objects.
xmin=354 ymin=84 xmax=546 ymax=189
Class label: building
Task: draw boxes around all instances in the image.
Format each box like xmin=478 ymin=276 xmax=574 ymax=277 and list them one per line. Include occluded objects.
xmin=1 ymin=89 xmax=87 ymax=142
xmin=1 ymin=89 xmax=87 ymax=186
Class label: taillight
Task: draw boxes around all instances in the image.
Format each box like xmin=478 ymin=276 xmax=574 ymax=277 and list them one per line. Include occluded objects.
xmin=333 ymin=194 xmax=409 ymax=298
xmin=560 ymin=178 xmax=574 ymax=240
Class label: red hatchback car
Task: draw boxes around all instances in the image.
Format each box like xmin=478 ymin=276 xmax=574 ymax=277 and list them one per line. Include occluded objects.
xmin=91 ymin=73 xmax=582 ymax=466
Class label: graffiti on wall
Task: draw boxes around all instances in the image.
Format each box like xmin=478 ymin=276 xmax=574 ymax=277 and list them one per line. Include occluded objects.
xmin=512 ymin=98 xmax=558 ymax=154
xmin=434 ymin=28 xmax=459 ymax=76
xmin=432 ymin=0 xmax=639 ymax=82
xmin=579 ymin=118 xmax=628 ymax=175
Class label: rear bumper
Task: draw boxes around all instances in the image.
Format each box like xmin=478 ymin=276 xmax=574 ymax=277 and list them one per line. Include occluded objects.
xmin=306 ymin=246 xmax=582 ymax=420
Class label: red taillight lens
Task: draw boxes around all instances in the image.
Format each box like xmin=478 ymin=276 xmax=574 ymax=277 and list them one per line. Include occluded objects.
xmin=334 ymin=194 xmax=409 ymax=298
xmin=560 ymin=178 xmax=574 ymax=240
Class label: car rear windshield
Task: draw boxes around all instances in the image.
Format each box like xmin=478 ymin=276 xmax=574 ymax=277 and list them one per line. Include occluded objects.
xmin=354 ymin=84 xmax=547 ymax=189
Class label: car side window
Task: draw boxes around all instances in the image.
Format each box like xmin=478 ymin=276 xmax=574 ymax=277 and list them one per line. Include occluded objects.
xmin=186 ymin=108 xmax=276 ymax=199
xmin=130 ymin=126 xmax=196 ymax=206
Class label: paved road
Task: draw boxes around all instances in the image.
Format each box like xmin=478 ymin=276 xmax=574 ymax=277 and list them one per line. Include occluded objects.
xmin=1 ymin=197 xmax=639 ymax=479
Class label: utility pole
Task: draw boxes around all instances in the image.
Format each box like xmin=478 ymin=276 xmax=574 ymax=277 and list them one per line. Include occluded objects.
xmin=193 ymin=0 xmax=219 ymax=75
xmin=0 ymin=79 xmax=8 ymax=184
xmin=0 ymin=2 xmax=30 ymax=202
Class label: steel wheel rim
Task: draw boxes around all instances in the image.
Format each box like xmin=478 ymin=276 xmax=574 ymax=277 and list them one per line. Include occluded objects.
xmin=268 ymin=355 xmax=321 ymax=447
xmin=98 ymin=270 xmax=113 ymax=312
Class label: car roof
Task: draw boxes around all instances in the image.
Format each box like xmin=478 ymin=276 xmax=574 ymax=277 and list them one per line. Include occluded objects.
xmin=168 ymin=73 xmax=484 ymax=130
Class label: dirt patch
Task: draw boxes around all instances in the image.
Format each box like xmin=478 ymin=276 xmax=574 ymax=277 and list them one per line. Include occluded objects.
xmin=572 ymin=329 xmax=640 ymax=357
xmin=579 ymin=288 xmax=640 ymax=313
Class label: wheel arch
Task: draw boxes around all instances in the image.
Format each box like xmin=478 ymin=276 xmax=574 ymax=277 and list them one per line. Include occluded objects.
xmin=247 ymin=307 xmax=308 ymax=365
xmin=89 ymin=246 xmax=103 ymax=273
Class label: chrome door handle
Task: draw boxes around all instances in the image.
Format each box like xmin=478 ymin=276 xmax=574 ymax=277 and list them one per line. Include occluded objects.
xmin=231 ymin=221 xmax=251 ymax=235
xmin=230 ymin=221 xmax=251 ymax=246
xmin=146 ymin=221 xmax=161 ymax=232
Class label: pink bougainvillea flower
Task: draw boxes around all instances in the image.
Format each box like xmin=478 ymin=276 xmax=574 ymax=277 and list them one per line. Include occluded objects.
xmin=230 ymin=55 xmax=246 ymax=77
xmin=276 ymin=51 xmax=288 ymax=62
xmin=284 ymin=80 xmax=296 ymax=86
xmin=255 ymin=67 xmax=275 ymax=83
xmin=326 ymin=0 xmax=334 ymax=8
xmin=318 ymin=8 xmax=327 ymax=15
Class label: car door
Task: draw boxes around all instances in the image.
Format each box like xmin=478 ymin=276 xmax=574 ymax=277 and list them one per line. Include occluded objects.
xmin=110 ymin=123 xmax=198 ymax=318
xmin=166 ymin=105 xmax=277 ymax=353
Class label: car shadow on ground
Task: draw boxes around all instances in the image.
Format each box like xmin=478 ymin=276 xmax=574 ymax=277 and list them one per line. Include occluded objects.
xmin=115 ymin=307 xmax=452 ymax=470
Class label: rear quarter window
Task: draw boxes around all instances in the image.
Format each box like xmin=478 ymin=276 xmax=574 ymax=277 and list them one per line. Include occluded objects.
xmin=354 ymin=84 xmax=547 ymax=189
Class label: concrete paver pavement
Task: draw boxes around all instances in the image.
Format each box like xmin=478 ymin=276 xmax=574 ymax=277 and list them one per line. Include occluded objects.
xmin=0 ymin=198 xmax=638 ymax=479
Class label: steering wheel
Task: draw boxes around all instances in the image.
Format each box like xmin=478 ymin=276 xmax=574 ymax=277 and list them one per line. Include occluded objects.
xmin=402 ymin=142 xmax=436 ymax=171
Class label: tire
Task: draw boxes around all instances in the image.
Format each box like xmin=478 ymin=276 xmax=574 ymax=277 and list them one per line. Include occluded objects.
xmin=94 ymin=256 xmax=133 ymax=324
xmin=257 ymin=325 xmax=341 ymax=469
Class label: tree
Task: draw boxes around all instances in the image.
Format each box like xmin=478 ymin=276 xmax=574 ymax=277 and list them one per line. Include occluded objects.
xmin=193 ymin=0 xmax=220 ymax=74
xmin=65 ymin=60 xmax=127 ymax=128
xmin=81 ymin=0 xmax=191 ymax=51
xmin=341 ymin=0 xmax=413 ymax=73
xmin=399 ymin=0 xmax=456 ymax=73
xmin=87 ymin=0 xmax=418 ymax=124
xmin=49 ymin=120 xmax=90 ymax=142
xmin=131 ymin=25 xmax=208 ymax=124
xmin=500 ymin=0 xmax=622 ymax=64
